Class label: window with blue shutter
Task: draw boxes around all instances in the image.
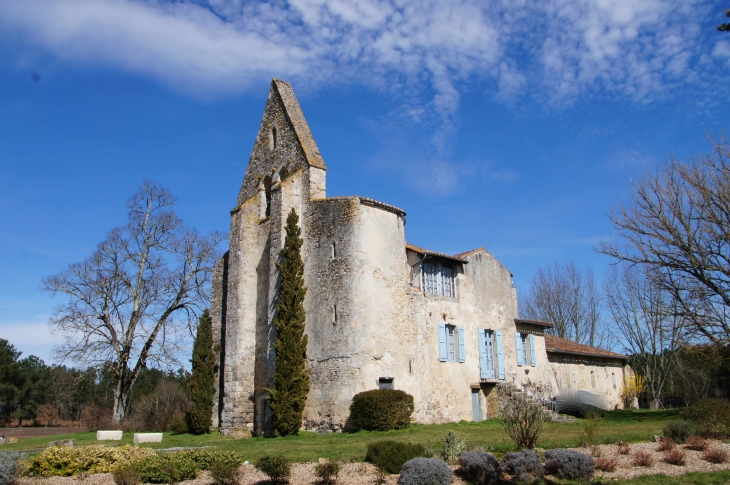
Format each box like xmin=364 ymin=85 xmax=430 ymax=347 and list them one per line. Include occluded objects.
xmin=496 ymin=330 xmax=505 ymax=379
xmin=438 ymin=323 xmax=447 ymax=361
xmin=529 ymin=334 xmax=537 ymax=367
xmin=458 ymin=326 xmax=465 ymax=363
xmin=478 ymin=330 xmax=488 ymax=379
xmin=515 ymin=332 xmax=524 ymax=366
xmin=485 ymin=330 xmax=495 ymax=378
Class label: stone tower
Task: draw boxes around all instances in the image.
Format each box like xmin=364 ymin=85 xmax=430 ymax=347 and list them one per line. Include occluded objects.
xmin=211 ymin=79 xmax=327 ymax=436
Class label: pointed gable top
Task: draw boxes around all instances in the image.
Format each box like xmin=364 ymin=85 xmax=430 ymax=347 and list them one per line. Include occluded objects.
xmin=272 ymin=79 xmax=326 ymax=170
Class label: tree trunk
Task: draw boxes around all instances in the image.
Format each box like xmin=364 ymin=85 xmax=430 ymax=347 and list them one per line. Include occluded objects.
xmin=112 ymin=380 xmax=128 ymax=424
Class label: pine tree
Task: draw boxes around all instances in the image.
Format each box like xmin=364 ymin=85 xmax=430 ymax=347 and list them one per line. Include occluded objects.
xmin=187 ymin=309 xmax=216 ymax=434
xmin=265 ymin=208 xmax=310 ymax=436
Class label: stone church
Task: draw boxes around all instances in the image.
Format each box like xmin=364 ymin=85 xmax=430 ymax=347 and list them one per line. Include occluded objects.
xmin=210 ymin=79 xmax=630 ymax=437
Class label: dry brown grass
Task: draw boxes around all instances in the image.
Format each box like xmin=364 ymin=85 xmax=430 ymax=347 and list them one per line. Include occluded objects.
xmin=702 ymin=447 xmax=729 ymax=464
xmin=685 ymin=436 xmax=708 ymax=451
xmin=617 ymin=442 xmax=631 ymax=455
xmin=632 ymin=450 xmax=654 ymax=467
xmin=663 ymin=449 xmax=687 ymax=466
xmin=657 ymin=438 xmax=677 ymax=452
xmin=595 ymin=457 xmax=618 ymax=472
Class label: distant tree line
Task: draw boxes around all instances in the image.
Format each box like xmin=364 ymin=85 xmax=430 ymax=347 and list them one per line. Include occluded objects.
xmin=521 ymin=135 xmax=730 ymax=408
xmin=0 ymin=338 xmax=191 ymax=430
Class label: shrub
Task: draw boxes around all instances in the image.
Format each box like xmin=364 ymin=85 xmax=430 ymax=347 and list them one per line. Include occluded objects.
xmin=594 ymin=457 xmax=617 ymax=472
xmin=544 ymin=449 xmax=594 ymax=481
xmin=702 ymin=447 xmax=729 ymax=464
xmin=349 ymin=390 xmax=414 ymax=431
xmin=24 ymin=445 xmax=157 ymax=477
xmin=365 ymin=441 xmax=428 ymax=475
xmin=314 ymin=460 xmax=339 ymax=485
xmin=496 ymin=387 xmax=550 ymax=450
xmin=685 ymin=435 xmax=708 ymax=451
xmin=134 ymin=452 xmax=199 ymax=484
xmin=457 ymin=451 xmax=500 ymax=484
xmin=255 ymin=455 xmax=290 ymax=484
xmin=681 ymin=398 xmax=730 ymax=438
xmin=0 ymin=452 xmax=24 ymax=485
xmin=210 ymin=461 xmax=242 ymax=485
xmin=656 ymin=437 xmax=677 ymax=451
xmin=440 ymin=431 xmax=466 ymax=461
xmin=663 ymin=448 xmax=687 ymax=466
xmin=112 ymin=466 xmax=141 ymax=485
xmin=183 ymin=450 xmax=242 ymax=470
xmin=397 ymin=458 xmax=451 ymax=485
xmin=579 ymin=412 xmax=602 ymax=446
xmin=631 ymin=451 xmax=653 ymax=467
xmin=616 ymin=441 xmax=630 ymax=455
xmin=663 ymin=420 xmax=694 ymax=444
xmin=500 ymin=449 xmax=543 ymax=483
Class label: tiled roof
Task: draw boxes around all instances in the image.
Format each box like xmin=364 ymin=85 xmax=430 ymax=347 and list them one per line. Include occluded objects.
xmin=273 ymin=79 xmax=327 ymax=170
xmin=359 ymin=197 xmax=406 ymax=217
xmin=544 ymin=335 xmax=628 ymax=360
xmin=406 ymin=244 xmax=468 ymax=263
xmin=452 ymin=247 xmax=486 ymax=259
xmin=515 ymin=318 xmax=553 ymax=328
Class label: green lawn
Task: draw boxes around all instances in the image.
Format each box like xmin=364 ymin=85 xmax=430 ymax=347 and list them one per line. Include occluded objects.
xmin=2 ymin=409 xmax=682 ymax=464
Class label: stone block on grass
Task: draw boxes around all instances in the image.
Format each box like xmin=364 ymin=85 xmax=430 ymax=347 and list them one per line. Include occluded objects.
xmin=97 ymin=430 xmax=123 ymax=441
xmin=134 ymin=433 xmax=163 ymax=444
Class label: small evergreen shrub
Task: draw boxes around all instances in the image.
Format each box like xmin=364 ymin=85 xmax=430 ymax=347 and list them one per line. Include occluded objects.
xmin=685 ymin=436 xmax=708 ymax=451
xmin=184 ymin=450 xmax=243 ymax=470
xmin=365 ymin=441 xmax=428 ymax=474
xmin=544 ymin=449 xmax=594 ymax=481
xmin=663 ymin=448 xmax=687 ymax=466
xmin=631 ymin=451 xmax=653 ymax=467
xmin=681 ymin=398 xmax=730 ymax=438
xmin=457 ymin=451 xmax=500 ymax=484
xmin=440 ymin=431 xmax=466 ymax=461
xmin=314 ymin=460 xmax=339 ymax=485
xmin=500 ymin=449 xmax=543 ymax=483
xmin=663 ymin=420 xmax=694 ymax=444
xmin=656 ymin=437 xmax=677 ymax=451
xmin=397 ymin=458 xmax=451 ymax=485
xmin=702 ymin=447 xmax=729 ymax=464
xmin=255 ymin=455 xmax=290 ymax=484
xmin=594 ymin=457 xmax=617 ymax=472
xmin=134 ymin=452 xmax=199 ymax=484
xmin=349 ymin=390 xmax=414 ymax=431
xmin=0 ymin=452 xmax=24 ymax=485
xmin=112 ymin=466 xmax=141 ymax=485
xmin=25 ymin=445 xmax=157 ymax=477
xmin=210 ymin=461 xmax=242 ymax=485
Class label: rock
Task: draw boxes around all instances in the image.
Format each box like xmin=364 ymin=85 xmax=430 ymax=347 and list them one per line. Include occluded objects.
xmin=134 ymin=433 xmax=163 ymax=444
xmin=47 ymin=439 xmax=76 ymax=447
xmin=0 ymin=437 xmax=18 ymax=445
xmin=97 ymin=430 xmax=123 ymax=441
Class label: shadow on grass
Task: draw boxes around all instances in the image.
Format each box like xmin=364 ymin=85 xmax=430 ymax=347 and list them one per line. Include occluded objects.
xmin=600 ymin=409 xmax=682 ymax=423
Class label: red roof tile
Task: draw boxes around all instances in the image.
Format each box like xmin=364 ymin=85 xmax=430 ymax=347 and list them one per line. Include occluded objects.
xmin=544 ymin=335 xmax=628 ymax=360
xmin=406 ymin=244 xmax=468 ymax=263
xmin=515 ymin=318 xmax=553 ymax=328
xmin=452 ymin=247 xmax=486 ymax=259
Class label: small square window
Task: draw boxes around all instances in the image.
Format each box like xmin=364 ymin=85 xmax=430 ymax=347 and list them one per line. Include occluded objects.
xmin=378 ymin=377 xmax=393 ymax=390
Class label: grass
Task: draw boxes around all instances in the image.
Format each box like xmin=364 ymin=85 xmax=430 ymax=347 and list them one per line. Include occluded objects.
xmin=543 ymin=470 xmax=730 ymax=484
xmin=1 ymin=409 xmax=682 ymax=463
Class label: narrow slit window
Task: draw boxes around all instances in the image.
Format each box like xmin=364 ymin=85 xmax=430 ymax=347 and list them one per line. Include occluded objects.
xmin=272 ymin=126 xmax=277 ymax=150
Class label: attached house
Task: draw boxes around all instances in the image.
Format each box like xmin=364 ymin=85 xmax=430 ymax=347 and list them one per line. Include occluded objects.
xmin=210 ymin=79 xmax=630 ymax=437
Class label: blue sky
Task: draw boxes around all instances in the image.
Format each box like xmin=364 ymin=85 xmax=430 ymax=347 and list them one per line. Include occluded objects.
xmin=1 ymin=0 xmax=729 ymax=364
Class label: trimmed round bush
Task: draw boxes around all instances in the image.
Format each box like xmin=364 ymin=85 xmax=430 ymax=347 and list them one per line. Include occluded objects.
xmin=365 ymin=441 xmax=429 ymax=474
xmin=398 ymin=458 xmax=451 ymax=485
xmin=254 ymin=455 xmax=290 ymax=483
xmin=349 ymin=389 xmax=414 ymax=431
xmin=500 ymin=449 xmax=543 ymax=484
xmin=544 ymin=449 xmax=594 ymax=481
xmin=663 ymin=420 xmax=695 ymax=444
xmin=457 ymin=451 xmax=500 ymax=484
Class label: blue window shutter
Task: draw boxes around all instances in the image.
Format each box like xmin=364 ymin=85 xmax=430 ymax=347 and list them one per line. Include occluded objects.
xmin=496 ymin=330 xmax=505 ymax=380
xmin=515 ymin=332 xmax=524 ymax=366
xmin=529 ymin=334 xmax=537 ymax=367
xmin=438 ymin=323 xmax=447 ymax=362
xmin=478 ymin=329 xmax=488 ymax=378
xmin=458 ymin=326 xmax=466 ymax=363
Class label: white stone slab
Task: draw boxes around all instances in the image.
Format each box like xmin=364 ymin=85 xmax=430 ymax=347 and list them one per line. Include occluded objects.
xmin=96 ymin=430 xmax=123 ymax=441
xmin=134 ymin=433 xmax=163 ymax=444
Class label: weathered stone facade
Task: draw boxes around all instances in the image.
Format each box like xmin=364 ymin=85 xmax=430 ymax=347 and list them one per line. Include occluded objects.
xmin=211 ymin=79 xmax=629 ymax=436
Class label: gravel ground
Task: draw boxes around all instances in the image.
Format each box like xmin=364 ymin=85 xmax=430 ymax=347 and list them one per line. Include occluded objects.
xmin=16 ymin=440 xmax=730 ymax=484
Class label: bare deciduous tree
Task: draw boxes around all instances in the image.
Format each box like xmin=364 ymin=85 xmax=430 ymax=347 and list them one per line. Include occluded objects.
xmin=520 ymin=261 xmax=603 ymax=346
xmin=42 ymin=181 xmax=225 ymax=423
xmin=604 ymin=264 xmax=683 ymax=405
xmin=600 ymin=136 xmax=730 ymax=345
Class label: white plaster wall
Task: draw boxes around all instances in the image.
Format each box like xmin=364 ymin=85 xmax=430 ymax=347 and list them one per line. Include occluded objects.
xmin=548 ymin=356 xmax=626 ymax=410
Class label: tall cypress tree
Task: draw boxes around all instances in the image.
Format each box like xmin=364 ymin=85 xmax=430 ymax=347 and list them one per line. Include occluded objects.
xmin=266 ymin=208 xmax=310 ymax=436
xmin=187 ymin=309 xmax=215 ymax=434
